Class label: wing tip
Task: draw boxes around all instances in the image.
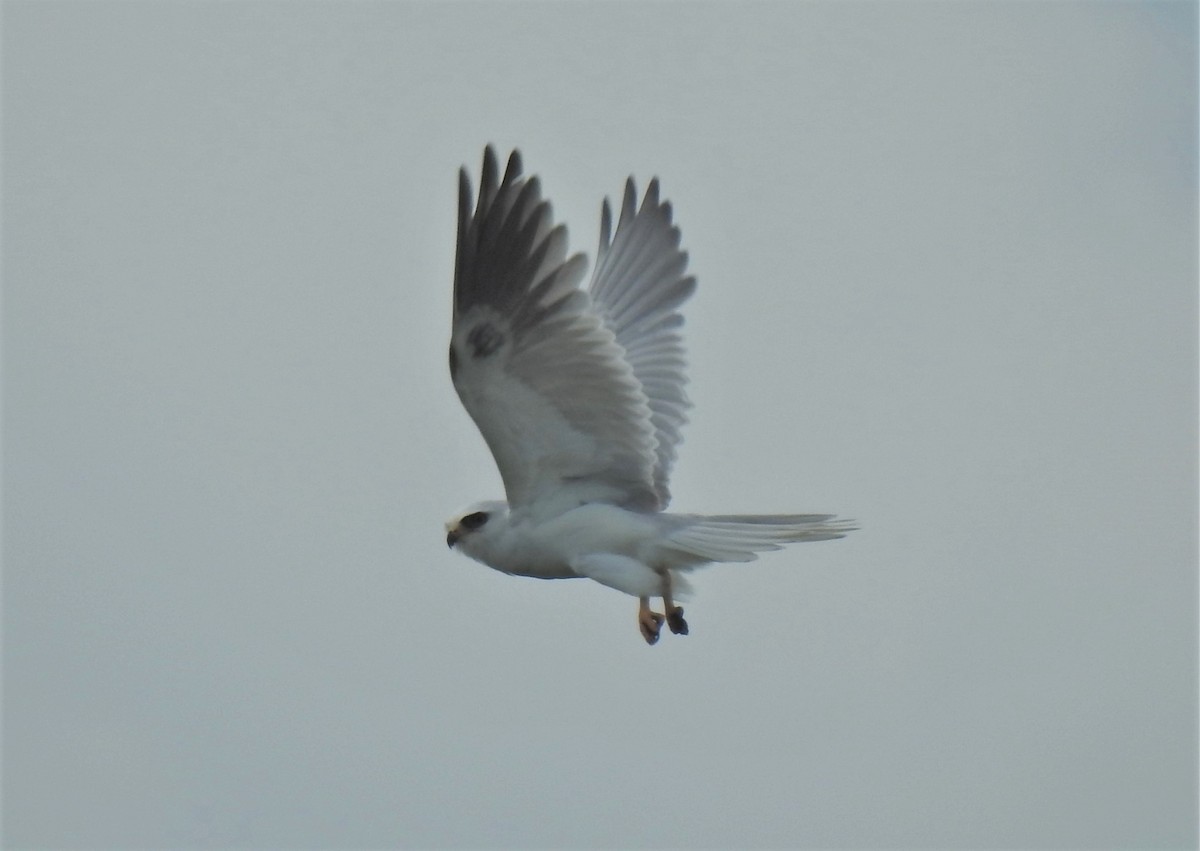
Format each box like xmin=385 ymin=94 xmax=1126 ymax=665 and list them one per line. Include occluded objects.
xmin=504 ymin=147 xmax=523 ymax=184
xmin=645 ymin=177 xmax=661 ymax=208
xmin=622 ymin=178 xmax=637 ymax=219
xmin=598 ymin=197 xmax=613 ymax=254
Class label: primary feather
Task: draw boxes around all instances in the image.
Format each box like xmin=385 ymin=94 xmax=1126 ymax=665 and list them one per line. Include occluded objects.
xmin=451 ymin=148 xmax=660 ymax=515
xmin=590 ymin=178 xmax=696 ymax=507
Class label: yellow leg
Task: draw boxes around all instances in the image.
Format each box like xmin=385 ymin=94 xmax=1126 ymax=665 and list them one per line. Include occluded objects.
xmin=638 ymin=596 xmax=664 ymax=645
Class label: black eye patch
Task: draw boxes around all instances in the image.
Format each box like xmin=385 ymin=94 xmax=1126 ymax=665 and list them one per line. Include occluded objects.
xmin=461 ymin=511 xmax=489 ymax=530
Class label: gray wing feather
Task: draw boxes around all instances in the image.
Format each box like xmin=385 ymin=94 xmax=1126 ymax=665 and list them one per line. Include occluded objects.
xmin=589 ymin=178 xmax=697 ymax=507
xmin=451 ymin=147 xmax=661 ymax=513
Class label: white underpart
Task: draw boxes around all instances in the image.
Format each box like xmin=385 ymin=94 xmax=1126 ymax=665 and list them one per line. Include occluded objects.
xmin=451 ymin=502 xmax=855 ymax=600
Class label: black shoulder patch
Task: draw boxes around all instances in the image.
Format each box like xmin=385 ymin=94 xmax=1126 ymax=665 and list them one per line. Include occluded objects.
xmin=467 ymin=322 xmax=505 ymax=359
xmin=448 ymin=343 xmax=459 ymax=377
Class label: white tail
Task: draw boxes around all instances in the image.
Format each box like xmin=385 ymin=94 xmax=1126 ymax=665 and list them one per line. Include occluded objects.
xmin=661 ymin=514 xmax=857 ymax=565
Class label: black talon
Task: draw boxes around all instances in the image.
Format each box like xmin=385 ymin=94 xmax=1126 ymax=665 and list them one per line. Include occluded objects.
xmin=667 ymin=608 xmax=689 ymax=635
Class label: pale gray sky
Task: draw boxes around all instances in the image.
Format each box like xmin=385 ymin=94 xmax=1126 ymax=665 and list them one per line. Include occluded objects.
xmin=3 ymin=1 xmax=1196 ymax=848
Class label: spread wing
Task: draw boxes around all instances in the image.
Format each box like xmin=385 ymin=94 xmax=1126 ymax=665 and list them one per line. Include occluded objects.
xmin=589 ymin=178 xmax=696 ymax=507
xmin=450 ymin=147 xmax=661 ymax=514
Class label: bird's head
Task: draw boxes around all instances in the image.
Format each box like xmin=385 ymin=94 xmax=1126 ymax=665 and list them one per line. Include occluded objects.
xmin=444 ymin=500 xmax=509 ymax=554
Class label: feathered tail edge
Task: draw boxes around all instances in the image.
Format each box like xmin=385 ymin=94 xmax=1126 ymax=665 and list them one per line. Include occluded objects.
xmin=660 ymin=514 xmax=858 ymax=566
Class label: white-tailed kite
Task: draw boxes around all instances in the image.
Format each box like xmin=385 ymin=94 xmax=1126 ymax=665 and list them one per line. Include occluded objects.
xmin=445 ymin=146 xmax=854 ymax=644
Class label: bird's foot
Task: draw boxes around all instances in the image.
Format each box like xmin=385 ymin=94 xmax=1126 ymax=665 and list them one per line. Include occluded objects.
xmin=638 ymin=608 xmax=665 ymax=645
xmin=666 ymin=606 xmax=689 ymax=635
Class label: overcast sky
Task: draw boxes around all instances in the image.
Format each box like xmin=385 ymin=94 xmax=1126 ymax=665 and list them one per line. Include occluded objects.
xmin=3 ymin=2 xmax=1197 ymax=848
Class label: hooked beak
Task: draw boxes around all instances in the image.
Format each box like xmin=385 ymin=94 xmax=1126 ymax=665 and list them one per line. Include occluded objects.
xmin=446 ymin=528 xmax=459 ymax=548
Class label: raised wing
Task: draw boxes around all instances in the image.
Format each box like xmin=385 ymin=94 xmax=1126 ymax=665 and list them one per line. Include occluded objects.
xmin=451 ymin=147 xmax=661 ymax=514
xmin=589 ymin=179 xmax=696 ymax=507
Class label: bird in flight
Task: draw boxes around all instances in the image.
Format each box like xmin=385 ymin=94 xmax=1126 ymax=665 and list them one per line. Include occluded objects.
xmin=445 ymin=146 xmax=854 ymax=644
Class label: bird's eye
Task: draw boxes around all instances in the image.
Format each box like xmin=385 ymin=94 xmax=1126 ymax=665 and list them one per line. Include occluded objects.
xmin=461 ymin=511 xmax=489 ymax=530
